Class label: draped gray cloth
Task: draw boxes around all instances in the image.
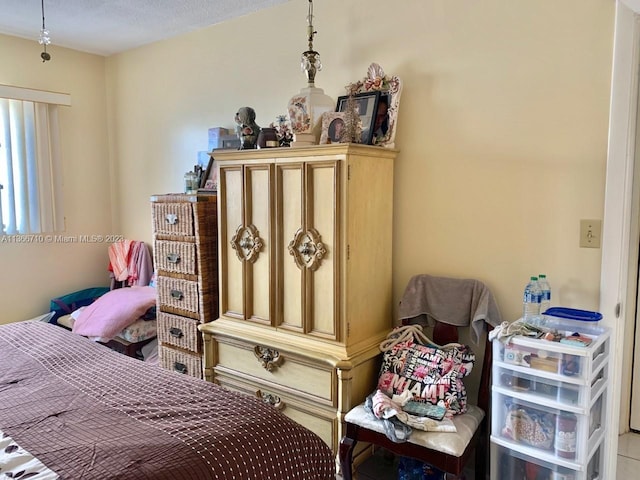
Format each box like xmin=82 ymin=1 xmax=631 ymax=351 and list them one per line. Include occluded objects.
xmin=397 ymin=274 xmax=502 ymax=344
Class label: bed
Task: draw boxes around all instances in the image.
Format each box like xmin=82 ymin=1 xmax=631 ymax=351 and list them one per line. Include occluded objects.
xmin=0 ymin=320 xmax=335 ymax=479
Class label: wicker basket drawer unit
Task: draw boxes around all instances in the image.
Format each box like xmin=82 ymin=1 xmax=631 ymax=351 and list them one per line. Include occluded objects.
xmin=157 ymin=312 xmax=201 ymax=353
xmin=151 ymin=193 xmax=218 ymax=379
xmin=157 ymin=276 xmax=200 ymax=317
xmin=159 ymin=345 xmax=202 ymax=378
xmin=155 ymin=240 xmax=198 ymax=276
xmin=152 ymin=202 xmax=195 ymax=237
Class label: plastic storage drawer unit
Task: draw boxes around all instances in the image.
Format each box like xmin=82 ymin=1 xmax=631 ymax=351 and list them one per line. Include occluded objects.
xmin=490 ymin=325 xmax=610 ymax=479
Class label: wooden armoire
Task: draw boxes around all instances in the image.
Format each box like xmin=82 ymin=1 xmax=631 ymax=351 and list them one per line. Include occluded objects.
xmin=199 ymin=143 xmax=397 ymax=452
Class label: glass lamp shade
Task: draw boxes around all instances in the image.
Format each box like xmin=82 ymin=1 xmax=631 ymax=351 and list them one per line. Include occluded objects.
xmin=287 ymin=85 xmax=334 ymax=147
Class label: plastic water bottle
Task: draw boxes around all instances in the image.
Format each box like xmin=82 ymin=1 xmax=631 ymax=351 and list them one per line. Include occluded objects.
xmin=523 ymin=276 xmax=542 ymax=321
xmin=538 ymin=274 xmax=551 ymax=314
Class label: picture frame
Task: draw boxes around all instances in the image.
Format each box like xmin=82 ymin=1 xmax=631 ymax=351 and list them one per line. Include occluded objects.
xmin=345 ymin=63 xmax=403 ymax=148
xmin=319 ymin=112 xmax=350 ymax=144
xmin=198 ymin=155 xmax=218 ymax=192
xmin=336 ymin=91 xmax=381 ymax=145
xmin=197 ymin=153 xmax=212 ymax=188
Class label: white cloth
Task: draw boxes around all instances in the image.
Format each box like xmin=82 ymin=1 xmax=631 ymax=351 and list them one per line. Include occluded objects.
xmin=345 ymin=402 xmax=484 ymax=457
xmin=370 ymin=390 xmax=457 ymax=433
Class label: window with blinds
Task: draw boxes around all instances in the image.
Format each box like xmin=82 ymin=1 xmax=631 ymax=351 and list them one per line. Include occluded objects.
xmin=0 ymin=85 xmax=69 ymax=235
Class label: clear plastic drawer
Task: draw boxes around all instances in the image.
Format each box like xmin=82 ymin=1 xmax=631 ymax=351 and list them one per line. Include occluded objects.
xmin=493 ymin=329 xmax=609 ymax=383
xmin=491 ymin=441 xmax=604 ymax=480
xmin=490 ymin=390 xmax=605 ymax=466
xmin=494 ymin=362 xmax=607 ymax=410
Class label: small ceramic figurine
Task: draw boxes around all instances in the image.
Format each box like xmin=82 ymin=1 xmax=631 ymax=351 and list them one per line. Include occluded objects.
xmin=234 ymin=107 xmax=260 ymax=150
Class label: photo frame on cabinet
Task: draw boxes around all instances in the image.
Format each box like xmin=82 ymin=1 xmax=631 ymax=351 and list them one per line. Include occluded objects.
xmin=336 ymin=91 xmax=380 ymax=145
xmin=319 ymin=112 xmax=349 ymax=144
xmin=345 ymin=62 xmax=403 ymax=148
xmin=198 ymin=155 xmax=218 ymax=192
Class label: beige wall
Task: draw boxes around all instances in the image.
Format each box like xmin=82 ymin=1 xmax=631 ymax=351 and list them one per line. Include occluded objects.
xmin=0 ymin=35 xmax=112 ymax=323
xmin=107 ymin=0 xmax=613 ymax=323
xmin=0 ymin=0 xmax=613 ymax=324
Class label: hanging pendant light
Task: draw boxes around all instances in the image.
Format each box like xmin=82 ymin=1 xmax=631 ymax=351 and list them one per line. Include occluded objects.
xmin=286 ymin=0 xmax=334 ymax=146
xmin=38 ymin=0 xmax=51 ymax=62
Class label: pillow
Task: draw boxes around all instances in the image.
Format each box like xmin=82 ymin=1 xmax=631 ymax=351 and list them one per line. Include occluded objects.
xmin=72 ymin=286 xmax=156 ymax=341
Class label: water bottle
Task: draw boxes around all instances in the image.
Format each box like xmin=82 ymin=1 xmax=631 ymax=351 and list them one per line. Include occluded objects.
xmin=538 ymin=274 xmax=551 ymax=314
xmin=523 ymin=276 xmax=542 ymax=321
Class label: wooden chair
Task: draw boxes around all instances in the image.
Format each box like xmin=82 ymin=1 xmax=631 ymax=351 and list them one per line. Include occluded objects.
xmin=339 ymin=320 xmax=493 ymax=480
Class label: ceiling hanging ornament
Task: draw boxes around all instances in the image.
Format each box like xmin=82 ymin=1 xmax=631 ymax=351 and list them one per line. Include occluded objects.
xmin=38 ymin=0 xmax=51 ymax=62
xmin=286 ymin=0 xmax=334 ymax=147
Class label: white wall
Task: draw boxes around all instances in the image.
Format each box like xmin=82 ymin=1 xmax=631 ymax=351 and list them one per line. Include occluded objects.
xmin=107 ymin=0 xmax=614 ymax=323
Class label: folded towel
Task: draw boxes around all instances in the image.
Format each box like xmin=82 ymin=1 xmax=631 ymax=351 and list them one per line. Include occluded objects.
xmin=397 ymin=274 xmax=502 ymax=344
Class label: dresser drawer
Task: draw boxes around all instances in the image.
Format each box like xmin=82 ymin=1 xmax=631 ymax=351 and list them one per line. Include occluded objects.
xmin=157 ymin=312 xmax=201 ymax=353
xmin=159 ymin=345 xmax=202 ymax=378
xmin=215 ymin=374 xmax=336 ymax=450
xmin=214 ymin=337 xmax=335 ymax=406
xmin=155 ymin=240 xmax=197 ymax=275
xmin=158 ymin=276 xmax=200 ymax=317
xmin=152 ymin=202 xmax=194 ymax=237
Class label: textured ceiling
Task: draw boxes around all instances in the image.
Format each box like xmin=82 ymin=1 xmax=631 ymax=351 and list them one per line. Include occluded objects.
xmin=0 ymin=0 xmax=290 ymax=56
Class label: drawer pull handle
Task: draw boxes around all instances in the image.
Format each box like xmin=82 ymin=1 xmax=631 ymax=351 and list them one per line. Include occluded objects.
xmin=170 ymin=289 xmax=184 ymax=300
xmin=165 ymin=213 xmax=179 ymax=225
xmin=173 ymin=362 xmax=187 ymax=374
xmin=167 ymin=253 xmax=180 ymax=264
xmin=256 ymin=390 xmax=285 ymax=411
xmin=254 ymin=345 xmax=282 ymax=372
xmin=169 ymin=327 xmax=184 ymax=338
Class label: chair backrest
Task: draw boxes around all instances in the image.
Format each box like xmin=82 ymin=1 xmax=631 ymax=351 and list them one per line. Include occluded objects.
xmin=397 ymin=274 xmax=500 ymax=412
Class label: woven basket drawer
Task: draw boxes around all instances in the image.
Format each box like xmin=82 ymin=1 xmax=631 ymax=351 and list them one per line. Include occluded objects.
xmin=152 ymin=202 xmax=194 ymax=237
xmin=157 ymin=276 xmax=199 ymax=316
xmin=157 ymin=312 xmax=201 ymax=353
xmin=159 ymin=345 xmax=202 ymax=378
xmin=155 ymin=240 xmax=197 ymax=275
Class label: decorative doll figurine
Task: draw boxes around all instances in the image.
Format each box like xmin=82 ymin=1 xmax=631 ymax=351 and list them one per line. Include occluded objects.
xmin=234 ymin=107 xmax=260 ymax=150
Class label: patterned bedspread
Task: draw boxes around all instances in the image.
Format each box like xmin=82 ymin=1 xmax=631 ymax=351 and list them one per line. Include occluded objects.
xmin=0 ymin=321 xmax=335 ymax=479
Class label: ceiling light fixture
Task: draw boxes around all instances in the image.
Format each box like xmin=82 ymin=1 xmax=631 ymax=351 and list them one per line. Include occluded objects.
xmin=38 ymin=0 xmax=51 ymax=62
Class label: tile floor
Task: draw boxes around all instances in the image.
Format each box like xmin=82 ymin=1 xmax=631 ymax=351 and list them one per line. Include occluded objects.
xmin=617 ymin=432 xmax=640 ymax=479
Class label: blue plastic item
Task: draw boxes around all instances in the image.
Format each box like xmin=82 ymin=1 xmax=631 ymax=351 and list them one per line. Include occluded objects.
xmin=542 ymin=307 xmax=602 ymax=322
xmin=49 ymin=286 xmax=110 ymax=324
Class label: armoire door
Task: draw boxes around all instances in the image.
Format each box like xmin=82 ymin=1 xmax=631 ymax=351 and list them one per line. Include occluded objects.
xmin=218 ymin=161 xmax=274 ymax=325
xmin=276 ymin=159 xmax=340 ymax=340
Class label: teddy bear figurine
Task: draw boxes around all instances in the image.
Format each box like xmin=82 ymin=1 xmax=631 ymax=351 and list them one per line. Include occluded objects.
xmin=234 ymin=107 xmax=260 ymax=150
